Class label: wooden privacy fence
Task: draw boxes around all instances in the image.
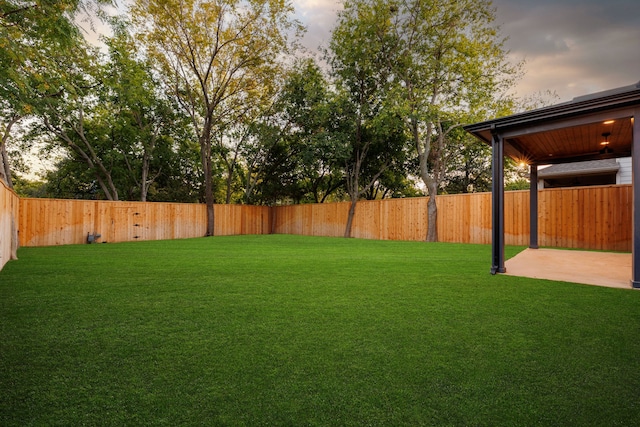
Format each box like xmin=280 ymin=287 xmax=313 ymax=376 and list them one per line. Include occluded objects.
xmin=272 ymin=184 xmax=632 ymax=252
xmin=0 ymin=184 xmax=632 ymax=261
xmin=0 ymin=180 xmax=19 ymax=270
xmin=18 ymin=198 xmax=271 ymax=247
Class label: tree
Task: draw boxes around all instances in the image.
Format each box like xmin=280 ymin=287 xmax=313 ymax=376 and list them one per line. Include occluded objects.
xmin=398 ymin=0 xmax=520 ymax=240
xmin=1 ymin=0 xmax=109 ymax=261
xmin=31 ymin=41 xmax=125 ymax=200
xmin=103 ymin=19 xmax=196 ymax=202
xmin=362 ymin=160 xmax=421 ymax=200
xmin=0 ymin=0 xmax=111 ymax=188
xmin=337 ymin=0 xmax=520 ymax=241
xmin=329 ymin=0 xmax=412 ymax=238
xmin=243 ymin=59 xmax=349 ymax=205
xmin=443 ymin=130 xmax=533 ymax=195
xmin=37 ymin=18 xmax=204 ymax=202
xmin=442 ymin=129 xmax=493 ymax=194
xmin=131 ymin=0 xmax=303 ymax=236
xmin=0 ymin=101 xmax=19 ymax=188
xmin=278 ymin=60 xmax=348 ymax=204
xmin=342 ymin=104 xmax=408 ymax=237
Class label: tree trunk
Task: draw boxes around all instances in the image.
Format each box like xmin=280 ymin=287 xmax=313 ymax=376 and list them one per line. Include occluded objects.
xmin=0 ymin=144 xmax=14 ymax=190
xmin=102 ymin=168 xmax=119 ymax=201
xmin=413 ymin=117 xmax=443 ymax=243
xmin=424 ymin=172 xmax=439 ymax=243
xmin=344 ymin=197 xmax=357 ymax=238
xmin=202 ymin=140 xmax=215 ymax=237
xmin=204 ymin=163 xmax=215 ymax=236
xmin=206 ymin=197 xmax=215 ymax=236
xmin=426 ymin=180 xmax=438 ymax=242
xmin=140 ymin=147 xmax=150 ymax=202
xmin=0 ymin=114 xmax=19 ymax=189
xmin=140 ymin=171 xmax=148 ymax=202
xmin=225 ymin=164 xmax=233 ymax=204
xmin=94 ymin=173 xmax=115 ymax=201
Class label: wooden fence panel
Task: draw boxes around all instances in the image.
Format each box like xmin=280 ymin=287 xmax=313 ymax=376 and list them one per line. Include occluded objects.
xmin=274 ymin=203 xmax=349 ymax=238
xmin=271 ymin=185 xmax=631 ymax=251
xmin=0 ymin=180 xmax=19 ymax=271
xmin=236 ymin=205 xmax=271 ymax=236
xmin=390 ymin=197 xmax=427 ymax=241
xmin=536 ymin=185 xmax=632 ymax=251
xmin=469 ymin=192 xmax=492 ymax=245
xmin=18 ymin=199 xmax=271 ymax=247
xmin=439 ymin=194 xmax=468 ymax=243
xmin=312 ymin=202 xmax=346 ymax=237
xmin=353 ymin=200 xmax=380 ymax=240
xmin=505 ymin=191 xmax=529 ymax=246
xmin=11 ymin=184 xmax=633 ymax=252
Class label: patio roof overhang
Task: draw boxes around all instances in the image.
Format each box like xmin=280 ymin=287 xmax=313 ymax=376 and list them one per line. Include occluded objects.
xmin=463 ymin=80 xmax=640 ymax=288
xmin=464 ymin=81 xmax=640 ymax=165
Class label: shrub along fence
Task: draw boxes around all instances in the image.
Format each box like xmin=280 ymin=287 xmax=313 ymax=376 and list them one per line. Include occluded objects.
xmin=0 ymin=184 xmax=631 ymax=272
xmin=0 ymin=180 xmax=19 ymax=270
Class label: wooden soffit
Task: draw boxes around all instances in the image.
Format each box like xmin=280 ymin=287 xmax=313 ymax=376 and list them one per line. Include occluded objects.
xmin=464 ymin=81 xmax=640 ymax=164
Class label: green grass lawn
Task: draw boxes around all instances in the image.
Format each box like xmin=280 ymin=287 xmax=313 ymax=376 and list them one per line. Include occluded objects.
xmin=1 ymin=235 xmax=639 ymax=426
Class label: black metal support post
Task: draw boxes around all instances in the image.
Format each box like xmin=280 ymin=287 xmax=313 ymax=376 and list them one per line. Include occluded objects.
xmin=529 ymin=164 xmax=539 ymax=249
xmin=491 ymin=127 xmax=506 ymax=274
xmin=632 ymin=111 xmax=640 ymax=288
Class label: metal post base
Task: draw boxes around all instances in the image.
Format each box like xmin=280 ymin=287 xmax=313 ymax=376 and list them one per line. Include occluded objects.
xmin=491 ymin=266 xmax=507 ymax=275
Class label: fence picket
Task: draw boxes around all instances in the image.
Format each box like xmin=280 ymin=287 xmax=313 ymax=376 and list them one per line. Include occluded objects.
xmin=5 ymin=185 xmax=633 ymax=253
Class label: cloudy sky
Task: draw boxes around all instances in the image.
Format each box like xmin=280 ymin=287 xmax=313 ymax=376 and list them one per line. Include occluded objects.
xmin=106 ymin=0 xmax=640 ymax=103
xmin=293 ymin=0 xmax=640 ymax=102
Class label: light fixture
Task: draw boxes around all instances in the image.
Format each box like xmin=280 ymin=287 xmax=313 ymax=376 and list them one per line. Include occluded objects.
xmin=603 ymin=120 xmax=615 ymax=125
xmin=600 ymin=132 xmax=613 ymax=154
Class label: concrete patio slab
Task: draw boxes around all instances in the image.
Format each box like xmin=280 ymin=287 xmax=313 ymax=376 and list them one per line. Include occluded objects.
xmin=505 ymin=248 xmax=632 ymax=289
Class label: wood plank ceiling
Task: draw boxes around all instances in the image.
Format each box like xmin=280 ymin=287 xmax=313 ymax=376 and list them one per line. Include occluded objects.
xmin=504 ymin=117 xmax=634 ymax=165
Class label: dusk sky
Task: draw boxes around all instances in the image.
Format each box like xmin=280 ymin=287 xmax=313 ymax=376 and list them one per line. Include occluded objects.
xmin=293 ymin=0 xmax=640 ymax=103
xmin=106 ymin=0 xmax=640 ymax=104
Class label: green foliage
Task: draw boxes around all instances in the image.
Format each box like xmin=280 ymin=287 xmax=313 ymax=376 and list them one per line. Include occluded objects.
xmin=1 ymin=1 xmax=81 ymax=111
xmin=505 ymin=178 xmax=531 ymax=191
xmin=245 ymin=59 xmax=350 ymax=205
xmin=330 ymin=0 xmax=522 ymax=239
xmin=11 ymin=173 xmax=47 ymax=197
xmin=443 ymin=128 xmax=493 ymax=194
xmin=329 ymin=6 xmax=410 ymax=192
xmin=102 ymin=20 xmax=199 ymax=201
xmin=1 ymin=0 xmax=529 ymax=207
xmin=42 ymin=157 xmax=104 ymax=199
xmin=0 ymin=0 xmax=112 ymax=125
xmin=5 ymin=14 xmax=202 ymax=202
xmin=131 ymin=0 xmax=304 ymax=232
xmin=1 ymin=1 xmax=110 ymax=188
xmin=1 ymin=236 xmax=640 ymax=425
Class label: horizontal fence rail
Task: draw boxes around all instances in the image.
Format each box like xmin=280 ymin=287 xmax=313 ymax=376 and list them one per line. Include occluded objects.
xmin=0 ymin=183 xmax=631 ymax=273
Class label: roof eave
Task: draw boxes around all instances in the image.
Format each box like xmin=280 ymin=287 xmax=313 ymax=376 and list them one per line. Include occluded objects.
xmin=538 ymin=165 xmax=620 ymax=179
xmin=463 ymin=81 xmax=640 ymax=137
